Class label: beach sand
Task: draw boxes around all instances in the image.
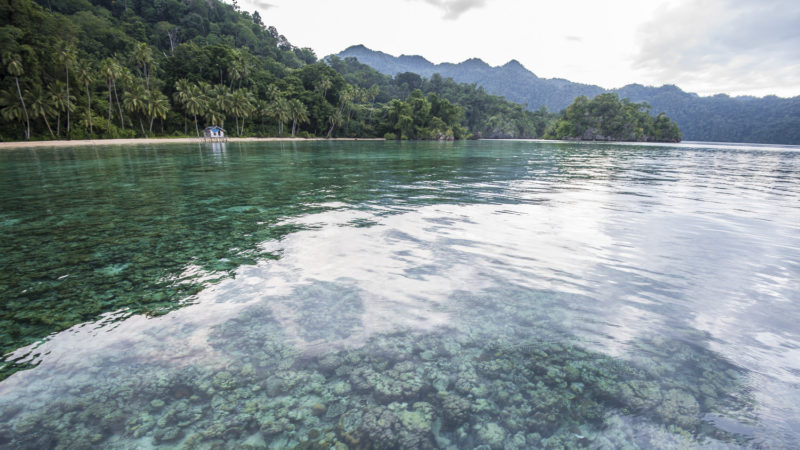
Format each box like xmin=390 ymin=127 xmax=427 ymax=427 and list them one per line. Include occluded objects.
xmin=0 ymin=137 xmax=384 ymax=150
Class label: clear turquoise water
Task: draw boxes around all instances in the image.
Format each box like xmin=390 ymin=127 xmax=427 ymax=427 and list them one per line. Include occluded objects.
xmin=1 ymin=140 xmax=799 ymax=448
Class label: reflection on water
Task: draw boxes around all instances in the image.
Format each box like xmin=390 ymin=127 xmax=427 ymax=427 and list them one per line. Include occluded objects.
xmin=0 ymin=140 xmax=799 ymax=448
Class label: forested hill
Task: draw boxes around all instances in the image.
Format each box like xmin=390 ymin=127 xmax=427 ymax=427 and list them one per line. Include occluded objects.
xmin=0 ymin=0 xmax=549 ymax=141
xmin=339 ymin=45 xmax=800 ymax=145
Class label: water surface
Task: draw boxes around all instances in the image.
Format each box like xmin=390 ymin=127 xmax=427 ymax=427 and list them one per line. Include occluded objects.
xmin=1 ymin=140 xmax=799 ymax=448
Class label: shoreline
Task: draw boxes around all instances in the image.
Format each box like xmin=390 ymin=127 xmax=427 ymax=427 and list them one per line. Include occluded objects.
xmin=0 ymin=137 xmax=385 ymax=150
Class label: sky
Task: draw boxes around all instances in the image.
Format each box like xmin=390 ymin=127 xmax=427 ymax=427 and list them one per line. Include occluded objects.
xmin=237 ymin=0 xmax=800 ymax=98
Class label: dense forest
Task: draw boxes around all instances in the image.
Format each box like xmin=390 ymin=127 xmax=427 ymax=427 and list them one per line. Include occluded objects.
xmin=0 ymin=0 xmax=555 ymax=141
xmin=546 ymin=94 xmax=681 ymax=142
xmin=340 ymin=45 xmax=800 ymax=145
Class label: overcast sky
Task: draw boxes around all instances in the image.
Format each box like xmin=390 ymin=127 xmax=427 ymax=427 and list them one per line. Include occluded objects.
xmin=238 ymin=0 xmax=800 ymax=98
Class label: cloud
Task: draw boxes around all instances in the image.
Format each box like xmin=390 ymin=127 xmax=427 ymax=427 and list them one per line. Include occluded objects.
xmin=634 ymin=0 xmax=800 ymax=96
xmin=408 ymin=0 xmax=488 ymax=20
xmin=249 ymin=0 xmax=275 ymax=10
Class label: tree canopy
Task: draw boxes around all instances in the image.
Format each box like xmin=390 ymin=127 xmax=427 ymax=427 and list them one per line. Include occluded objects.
xmin=0 ymin=0 xmax=677 ymax=143
xmin=545 ymin=94 xmax=681 ymax=142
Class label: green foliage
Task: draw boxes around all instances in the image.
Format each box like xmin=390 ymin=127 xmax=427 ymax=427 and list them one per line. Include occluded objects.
xmin=1 ymin=0 xmax=555 ymax=141
xmin=341 ymin=45 xmax=800 ymax=145
xmin=545 ymin=93 xmax=682 ymax=142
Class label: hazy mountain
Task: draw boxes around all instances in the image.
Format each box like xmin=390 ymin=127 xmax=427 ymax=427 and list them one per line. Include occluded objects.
xmin=338 ymin=45 xmax=800 ymax=144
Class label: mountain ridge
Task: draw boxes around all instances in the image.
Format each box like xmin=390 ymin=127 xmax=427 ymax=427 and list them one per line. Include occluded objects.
xmin=338 ymin=45 xmax=800 ymax=144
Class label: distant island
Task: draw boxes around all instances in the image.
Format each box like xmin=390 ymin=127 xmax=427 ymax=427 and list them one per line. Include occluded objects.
xmin=339 ymin=45 xmax=800 ymax=145
xmin=1 ymin=0 xmax=681 ymax=144
xmin=546 ymin=94 xmax=681 ymax=143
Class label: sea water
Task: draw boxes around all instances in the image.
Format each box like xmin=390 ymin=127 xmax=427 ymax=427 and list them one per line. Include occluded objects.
xmin=0 ymin=140 xmax=798 ymax=448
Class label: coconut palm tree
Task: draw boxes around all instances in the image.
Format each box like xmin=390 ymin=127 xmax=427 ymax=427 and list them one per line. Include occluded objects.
xmin=0 ymin=88 xmax=28 ymax=138
xmin=269 ymin=97 xmax=291 ymax=136
xmin=76 ymin=63 xmax=95 ymax=136
xmin=99 ymin=58 xmax=124 ymax=133
xmin=288 ymin=99 xmax=309 ymax=137
xmin=227 ymin=50 xmax=249 ymax=90
xmin=173 ymin=79 xmax=193 ymax=134
xmin=315 ymin=76 xmax=332 ymax=99
xmin=132 ymin=42 xmax=154 ymax=90
xmin=184 ymin=83 xmax=207 ymax=137
xmin=123 ymin=83 xmax=149 ymax=135
xmin=28 ymin=86 xmax=55 ymax=138
xmin=367 ymin=84 xmax=379 ymax=121
xmin=55 ymin=43 xmax=76 ymax=135
xmin=207 ymin=84 xmax=231 ymax=128
xmin=47 ymin=81 xmax=73 ymax=137
xmin=147 ymin=91 xmax=170 ymax=134
xmin=2 ymin=52 xmax=30 ymax=139
xmin=326 ymin=109 xmax=343 ymax=138
xmin=230 ymin=88 xmax=255 ymax=136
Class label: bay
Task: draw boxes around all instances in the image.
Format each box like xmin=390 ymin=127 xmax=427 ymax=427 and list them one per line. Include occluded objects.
xmin=1 ymin=140 xmax=798 ymax=448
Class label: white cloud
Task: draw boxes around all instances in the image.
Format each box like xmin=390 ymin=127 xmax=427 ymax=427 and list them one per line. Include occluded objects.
xmin=411 ymin=0 xmax=488 ymax=19
xmin=634 ymin=0 xmax=800 ymax=96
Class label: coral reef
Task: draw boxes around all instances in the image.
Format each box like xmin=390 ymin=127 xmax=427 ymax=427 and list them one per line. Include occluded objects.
xmin=0 ymin=288 xmax=757 ymax=449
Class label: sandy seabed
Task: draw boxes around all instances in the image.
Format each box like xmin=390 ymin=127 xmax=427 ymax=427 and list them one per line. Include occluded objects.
xmin=0 ymin=137 xmax=384 ymax=150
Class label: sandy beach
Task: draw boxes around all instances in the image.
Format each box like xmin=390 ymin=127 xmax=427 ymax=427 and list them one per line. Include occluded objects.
xmin=0 ymin=137 xmax=384 ymax=150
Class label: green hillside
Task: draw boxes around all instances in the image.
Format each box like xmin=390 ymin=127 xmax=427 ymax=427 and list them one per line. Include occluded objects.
xmin=339 ymin=45 xmax=800 ymax=145
xmin=0 ymin=0 xmax=558 ymax=141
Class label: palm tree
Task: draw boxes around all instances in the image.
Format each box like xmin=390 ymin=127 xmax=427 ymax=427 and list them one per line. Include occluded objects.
xmin=76 ymin=63 xmax=95 ymax=136
xmin=207 ymin=84 xmax=231 ymax=128
xmin=28 ymin=86 xmax=55 ymax=138
xmin=367 ymin=84 xmax=379 ymax=121
xmin=0 ymin=88 xmax=28 ymax=137
xmin=48 ymin=81 xmax=73 ymax=136
xmin=147 ymin=91 xmax=170 ymax=133
xmin=268 ymin=97 xmax=290 ymax=136
xmin=173 ymin=78 xmax=192 ymax=134
xmin=230 ymin=88 xmax=255 ymax=136
xmin=123 ymin=84 xmax=149 ymax=135
xmin=55 ymin=43 xmax=76 ymax=135
xmin=2 ymin=52 xmax=30 ymax=139
xmin=288 ymin=99 xmax=309 ymax=137
xmin=227 ymin=50 xmax=249 ymax=90
xmin=184 ymin=83 xmax=207 ymax=137
xmin=99 ymin=58 xmax=123 ymax=133
xmin=326 ymin=109 xmax=343 ymax=138
xmin=132 ymin=42 xmax=154 ymax=90
xmin=315 ymin=76 xmax=332 ymax=99
xmin=265 ymin=84 xmax=281 ymax=101
xmin=111 ymin=58 xmax=126 ymax=130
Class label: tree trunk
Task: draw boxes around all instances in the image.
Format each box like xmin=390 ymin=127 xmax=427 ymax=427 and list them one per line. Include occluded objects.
xmin=235 ymin=116 xmax=240 ymax=136
xmin=113 ymin=81 xmax=124 ymax=130
xmin=14 ymin=77 xmax=30 ymax=140
xmin=139 ymin=117 xmax=145 ymax=136
xmin=326 ymin=123 xmax=335 ymax=139
xmin=56 ymin=111 xmax=60 ymax=136
xmin=65 ymin=67 xmax=70 ymax=135
xmin=43 ymin=114 xmax=54 ymax=138
xmin=241 ymin=117 xmax=245 ymax=135
xmin=107 ymin=81 xmax=113 ymax=134
xmin=86 ymin=85 xmax=93 ymax=136
xmin=149 ymin=115 xmax=154 ymax=133
xmin=291 ymin=119 xmax=297 ymax=137
xmin=194 ymin=114 xmax=199 ymax=137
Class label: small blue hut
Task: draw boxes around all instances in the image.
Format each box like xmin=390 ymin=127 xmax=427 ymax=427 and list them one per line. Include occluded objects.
xmin=202 ymin=126 xmax=226 ymax=142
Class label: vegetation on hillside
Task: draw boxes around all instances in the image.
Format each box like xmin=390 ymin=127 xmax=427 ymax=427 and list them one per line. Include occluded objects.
xmin=546 ymin=94 xmax=681 ymax=142
xmin=340 ymin=45 xmax=800 ymax=145
xmin=0 ymin=0 xmax=555 ymax=141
